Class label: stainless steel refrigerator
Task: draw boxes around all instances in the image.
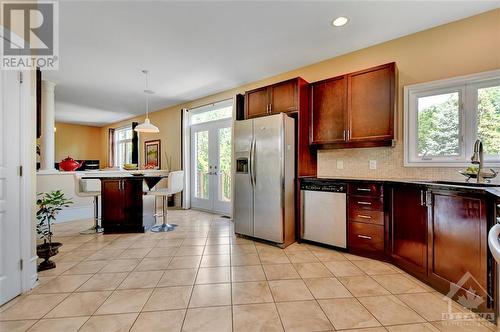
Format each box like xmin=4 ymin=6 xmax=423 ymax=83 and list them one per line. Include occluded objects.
xmin=233 ymin=113 xmax=295 ymax=247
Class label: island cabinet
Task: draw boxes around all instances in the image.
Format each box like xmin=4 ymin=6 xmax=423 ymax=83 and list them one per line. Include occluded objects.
xmin=388 ymin=184 xmax=496 ymax=313
xmin=243 ymin=77 xmax=316 ymax=177
xmin=310 ymin=62 xmax=396 ymax=148
xmin=101 ymin=178 xmax=145 ymax=233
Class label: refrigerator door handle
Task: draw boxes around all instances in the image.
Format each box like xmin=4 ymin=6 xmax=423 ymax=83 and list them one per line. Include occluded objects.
xmin=251 ymin=138 xmax=257 ymax=187
xmin=249 ymin=137 xmax=254 ymax=187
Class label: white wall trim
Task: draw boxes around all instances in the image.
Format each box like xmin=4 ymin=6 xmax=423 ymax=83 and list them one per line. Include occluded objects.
xmin=182 ymin=108 xmax=191 ymax=209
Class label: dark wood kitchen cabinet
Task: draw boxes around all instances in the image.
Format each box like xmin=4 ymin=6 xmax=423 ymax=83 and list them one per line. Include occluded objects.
xmin=427 ymin=190 xmax=491 ymax=310
xmin=245 ymin=87 xmax=269 ymax=118
xmin=389 ymin=184 xmax=428 ymax=278
xmin=101 ymin=178 xmax=145 ymax=233
xmin=310 ymin=63 xmax=396 ymax=148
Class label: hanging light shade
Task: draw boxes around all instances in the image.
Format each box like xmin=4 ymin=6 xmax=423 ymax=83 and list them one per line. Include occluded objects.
xmin=135 ymin=70 xmax=159 ymax=133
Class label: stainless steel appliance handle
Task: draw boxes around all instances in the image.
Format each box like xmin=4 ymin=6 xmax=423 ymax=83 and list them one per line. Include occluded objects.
xmin=251 ymin=138 xmax=256 ymax=186
xmin=249 ymin=138 xmax=254 ymax=187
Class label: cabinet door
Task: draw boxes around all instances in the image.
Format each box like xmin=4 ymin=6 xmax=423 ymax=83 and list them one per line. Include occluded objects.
xmin=269 ymin=79 xmax=297 ymax=114
xmin=310 ymin=76 xmax=347 ymax=144
xmin=428 ymin=191 xmax=489 ymax=308
xmin=390 ymin=185 xmax=428 ymax=277
xmin=245 ymin=87 xmax=269 ymax=118
xmin=347 ymin=63 xmax=395 ymax=142
xmin=123 ymin=179 xmax=143 ymax=227
xmin=101 ymin=180 xmax=124 ymax=227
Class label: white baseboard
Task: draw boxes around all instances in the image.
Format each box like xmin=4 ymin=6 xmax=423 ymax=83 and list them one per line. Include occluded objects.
xmin=55 ymin=205 xmax=99 ymax=223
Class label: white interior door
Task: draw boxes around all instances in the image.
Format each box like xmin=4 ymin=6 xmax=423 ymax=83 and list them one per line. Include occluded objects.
xmin=190 ymin=119 xmax=232 ymax=215
xmin=0 ymin=70 xmax=23 ymax=305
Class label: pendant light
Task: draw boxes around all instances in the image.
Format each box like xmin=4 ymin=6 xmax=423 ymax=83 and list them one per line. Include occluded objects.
xmin=135 ymin=70 xmax=159 ymax=133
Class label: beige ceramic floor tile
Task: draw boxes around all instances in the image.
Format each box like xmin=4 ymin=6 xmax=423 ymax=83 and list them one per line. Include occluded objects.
xmin=37 ymin=261 xmax=78 ymax=277
xmin=0 ymin=294 xmax=68 ymax=320
xmin=310 ymin=249 xmax=347 ymax=262
xmin=276 ymin=300 xmax=333 ymax=332
xmin=183 ymin=306 xmax=232 ymax=332
xmin=117 ymin=248 xmax=152 ymax=259
xmin=189 ymin=283 xmax=231 ymax=308
xmin=117 ymin=270 xmax=163 ymax=289
xmin=231 ymin=254 xmax=261 ymax=266
xmin=200 ymin=254 xmax=231 ymax=267
xmin=430 ymin=320 xmax=494 ymax=332
xmin=303 ymin=277 xmax=352 ymax=299
xmin=134 ymin=257 xmax=172 ymax=271
xmin=0 ymin=320 xmax=36 ymax=332
xmin=286 ymin=251 xmax=319 ymax=263
xmin=79 ymin=313 xmax=138 ymax=332
xmin=263 ymin=264 xmax=300 ymax=280
xmin=77 ymin=272 xmax=128 ymax=291
xmin=182 ymin=237 xmax=208 ymax=246
xmin=353 ymin=260 xmax=400 ymax=275
xmin=233 ymin=303 xmax=284 ymax=332
xmin=146 ymin=246 xmax=178 ymax=257
xmin=95 ymin=289 xmax=153 ymax=315
xmin=359 ymin=295 xmax=426 ymax=325
xmin=62 ymin=260 xmax=107 ymax=275
xmin=259 ymin=252 xmax=291 ymax=264
xmin=318 ymin=298 xmax=381 ymax=330
xmin=293 ymin=262 xmax=333 ymax=278
xmin=323 ymin=260 xmax=366 ymax=277
xmin=45 ymin=291 xmax=111 ymax=318
xmin=204 ymin=245 xmax=231 ymax=255
xmin=397 ymin=292 xmax=465 ymax=322
xmin=175 ymin=245 xmax=205 ymax=256
xmin=195 ymin=266 xmax=231 ymax=284
xmin=143 ymin=286 xmax=192 ymax=311
xmin=268 ymin=279 xmax=314 ymax=302
xmin=157 ymin=268 xmax=197 ymax=286
xmin=232 ymin=265 xmax=266 ymax=282
xmin=232 ymin=281 xmax=274 ymax=305
xmin=386 ymin=323 xmax=440 ymax=332
xmin=231 ymin=244 xmax=258 ymax=255
xmin=85 ymin=249 xmax=124 ymax=261
xmin=33 ymin=274 xmax=92 ymax=294
xmin=168 ymin=255 xmax=201 ymax=269
xmin=372 ymin=274 xmax=429 ymax=294
xmin=339 ymin=275 xmax=391 ymax=297
xmin=131 ymin=310 xmax=185 ymax=332
xmin=99 ymin=259 xmax=140 ymax=273
xmin=27 ymin=316 xmax=89 ymax=332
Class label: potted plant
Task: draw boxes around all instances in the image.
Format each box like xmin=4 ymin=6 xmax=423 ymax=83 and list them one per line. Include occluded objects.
xmin=36 ymin=190 xmax=73 ymax=271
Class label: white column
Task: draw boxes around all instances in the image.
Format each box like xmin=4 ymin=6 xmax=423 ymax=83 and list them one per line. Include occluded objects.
xmin=40 ymin=80 xmax=56 ymax=172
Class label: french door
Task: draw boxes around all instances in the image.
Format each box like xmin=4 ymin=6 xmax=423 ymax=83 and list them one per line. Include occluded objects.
xmin=190 ymin=119 xmax=232 ymax=215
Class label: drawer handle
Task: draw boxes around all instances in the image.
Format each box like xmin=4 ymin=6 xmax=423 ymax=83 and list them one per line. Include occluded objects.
xmin=357 ymin=214 xmax=372 ymax=219
xmin=356 ymin=188 xmax=371 ymax=192
xmin=357 ymin=201 xmax=372 ymax=205
xmin=357 ymin=235 xmax=372 ymax=240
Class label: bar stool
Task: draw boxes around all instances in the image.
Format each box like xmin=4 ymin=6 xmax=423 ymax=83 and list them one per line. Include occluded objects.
xmin=74 ymin=173 xmax=103 ymax=234
xmin=147 ymin=170 xmax=184 ymax=232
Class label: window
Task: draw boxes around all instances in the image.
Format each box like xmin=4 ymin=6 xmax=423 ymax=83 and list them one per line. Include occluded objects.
xmin=114 ymin=126 xmax=133 ymax=167
xmin=190 ymin=99 xmax=232 ymax=124
xmin=404 ymin=70 xmax=500 ymax=166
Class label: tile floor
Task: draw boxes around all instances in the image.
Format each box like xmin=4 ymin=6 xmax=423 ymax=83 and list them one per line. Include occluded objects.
xmin=0 ymin=210 xmax=496 ymax=332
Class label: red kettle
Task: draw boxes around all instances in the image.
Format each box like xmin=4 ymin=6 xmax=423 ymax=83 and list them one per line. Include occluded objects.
xmin=59 ymin=157 xmax=84 ymax=171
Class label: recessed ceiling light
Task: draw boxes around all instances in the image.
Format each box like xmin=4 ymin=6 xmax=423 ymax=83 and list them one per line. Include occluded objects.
xmin=332 ymin=16 xmax=349 ymax=27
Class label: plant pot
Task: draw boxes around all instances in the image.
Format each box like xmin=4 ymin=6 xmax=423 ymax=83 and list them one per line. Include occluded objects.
xmin=36 ymin=242 xmax=62 ymax=271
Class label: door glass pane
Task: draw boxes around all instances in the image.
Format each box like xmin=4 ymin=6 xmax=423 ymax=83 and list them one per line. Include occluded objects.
xmin=477 ymin=85 xmax=500 ymax=159
xmin=417 ymin=92 xmax=460 ymax=157
xmin=218 ymin=127 xmax=232 ymax=202
xmin=195 ymin=131 xmax=209 ymax=199
xmin=191 ymin=106 xmax=232 ymax=124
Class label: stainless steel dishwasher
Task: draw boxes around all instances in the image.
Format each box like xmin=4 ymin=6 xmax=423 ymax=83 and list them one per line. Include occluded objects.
xmin=300 ymin=179 xmax=347 ymax=248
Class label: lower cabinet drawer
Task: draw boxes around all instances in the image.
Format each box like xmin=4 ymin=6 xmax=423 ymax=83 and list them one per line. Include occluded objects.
xmin=348 ymin=222 xmax=384 ymax=252
xmin=348 ymin=209 xmax=384 ymax=225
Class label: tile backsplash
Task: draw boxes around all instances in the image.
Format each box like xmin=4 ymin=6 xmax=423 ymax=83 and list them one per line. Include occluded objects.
xmin=317 ymin=142 xmax=500 ymax=184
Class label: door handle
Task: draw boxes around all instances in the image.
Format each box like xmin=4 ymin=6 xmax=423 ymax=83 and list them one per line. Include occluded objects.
xmin=249 ymin=138 xmax=254 ymax=187
xmin=357 ymin=201 xmax=372 ymax=205
xmin=357 ymin=214 xmax=372 ymax=219
xmin=356 ymin=188 xmax=371 ymax=192
xmin=252 ymin=139 xmax=256 ymax=186
xmin=357 ymin=235 xmax=372 ymax=240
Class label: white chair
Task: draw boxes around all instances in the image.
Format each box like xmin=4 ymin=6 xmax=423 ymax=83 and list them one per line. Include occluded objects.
xmin=74 ymin=173 xmax=103 ymax=234
xmin=146 ymin=171 xmax=184 ymax=232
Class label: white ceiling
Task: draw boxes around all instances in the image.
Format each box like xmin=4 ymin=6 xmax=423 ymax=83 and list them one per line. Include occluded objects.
xmin=46 ymin=1 xmax=499 ymax=126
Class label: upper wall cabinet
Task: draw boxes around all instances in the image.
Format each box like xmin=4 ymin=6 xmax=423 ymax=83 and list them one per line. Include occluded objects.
xmin=245 ymin=78 xmax=300 ymax=118
xmin=310 ymin=62 xmax=396 ymax=148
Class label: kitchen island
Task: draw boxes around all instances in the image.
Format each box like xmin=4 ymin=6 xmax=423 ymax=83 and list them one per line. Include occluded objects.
xmin=83 ymin=174 xmax=167 ymax=234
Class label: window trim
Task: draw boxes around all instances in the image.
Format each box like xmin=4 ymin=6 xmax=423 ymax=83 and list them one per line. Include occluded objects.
xmin=404 ymin=69 xmax=500 ymax=167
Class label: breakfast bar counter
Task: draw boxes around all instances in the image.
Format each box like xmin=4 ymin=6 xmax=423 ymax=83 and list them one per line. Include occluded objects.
xmin=83 ymin=174 xmax=168 ymax=234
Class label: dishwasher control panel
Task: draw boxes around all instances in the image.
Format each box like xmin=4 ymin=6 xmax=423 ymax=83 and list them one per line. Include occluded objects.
xmin=300 ymin=179 xmax=346 ymax=193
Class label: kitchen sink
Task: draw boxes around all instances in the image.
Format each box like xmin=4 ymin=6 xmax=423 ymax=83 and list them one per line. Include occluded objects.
xmin=416 ymin=180 xmax=500 ymax=188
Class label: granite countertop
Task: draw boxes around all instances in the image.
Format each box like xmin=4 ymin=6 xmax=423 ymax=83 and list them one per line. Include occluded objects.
xmin=311 ymin=176 xmax=500 ymax=198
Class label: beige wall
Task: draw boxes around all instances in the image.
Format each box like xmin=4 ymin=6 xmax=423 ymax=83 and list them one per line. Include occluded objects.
xmin=101 ymin=9 xmax=500 ymax=180
xmin=55 ymin=122 xmax=103 ymax=164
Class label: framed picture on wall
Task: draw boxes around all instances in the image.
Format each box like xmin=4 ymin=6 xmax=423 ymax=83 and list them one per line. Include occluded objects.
xmin=144 ymin=140 xmax=161 ymax=169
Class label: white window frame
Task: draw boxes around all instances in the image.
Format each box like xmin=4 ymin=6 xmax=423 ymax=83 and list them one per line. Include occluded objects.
xmin=114 ymin=125 xmax=133 ymax=167
xmin=404 ymin=69 xmax=500 ymax=167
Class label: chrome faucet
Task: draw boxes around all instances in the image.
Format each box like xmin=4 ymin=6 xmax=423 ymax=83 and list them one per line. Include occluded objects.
xmin=471 ymin=139 xmax=484 ymax=183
